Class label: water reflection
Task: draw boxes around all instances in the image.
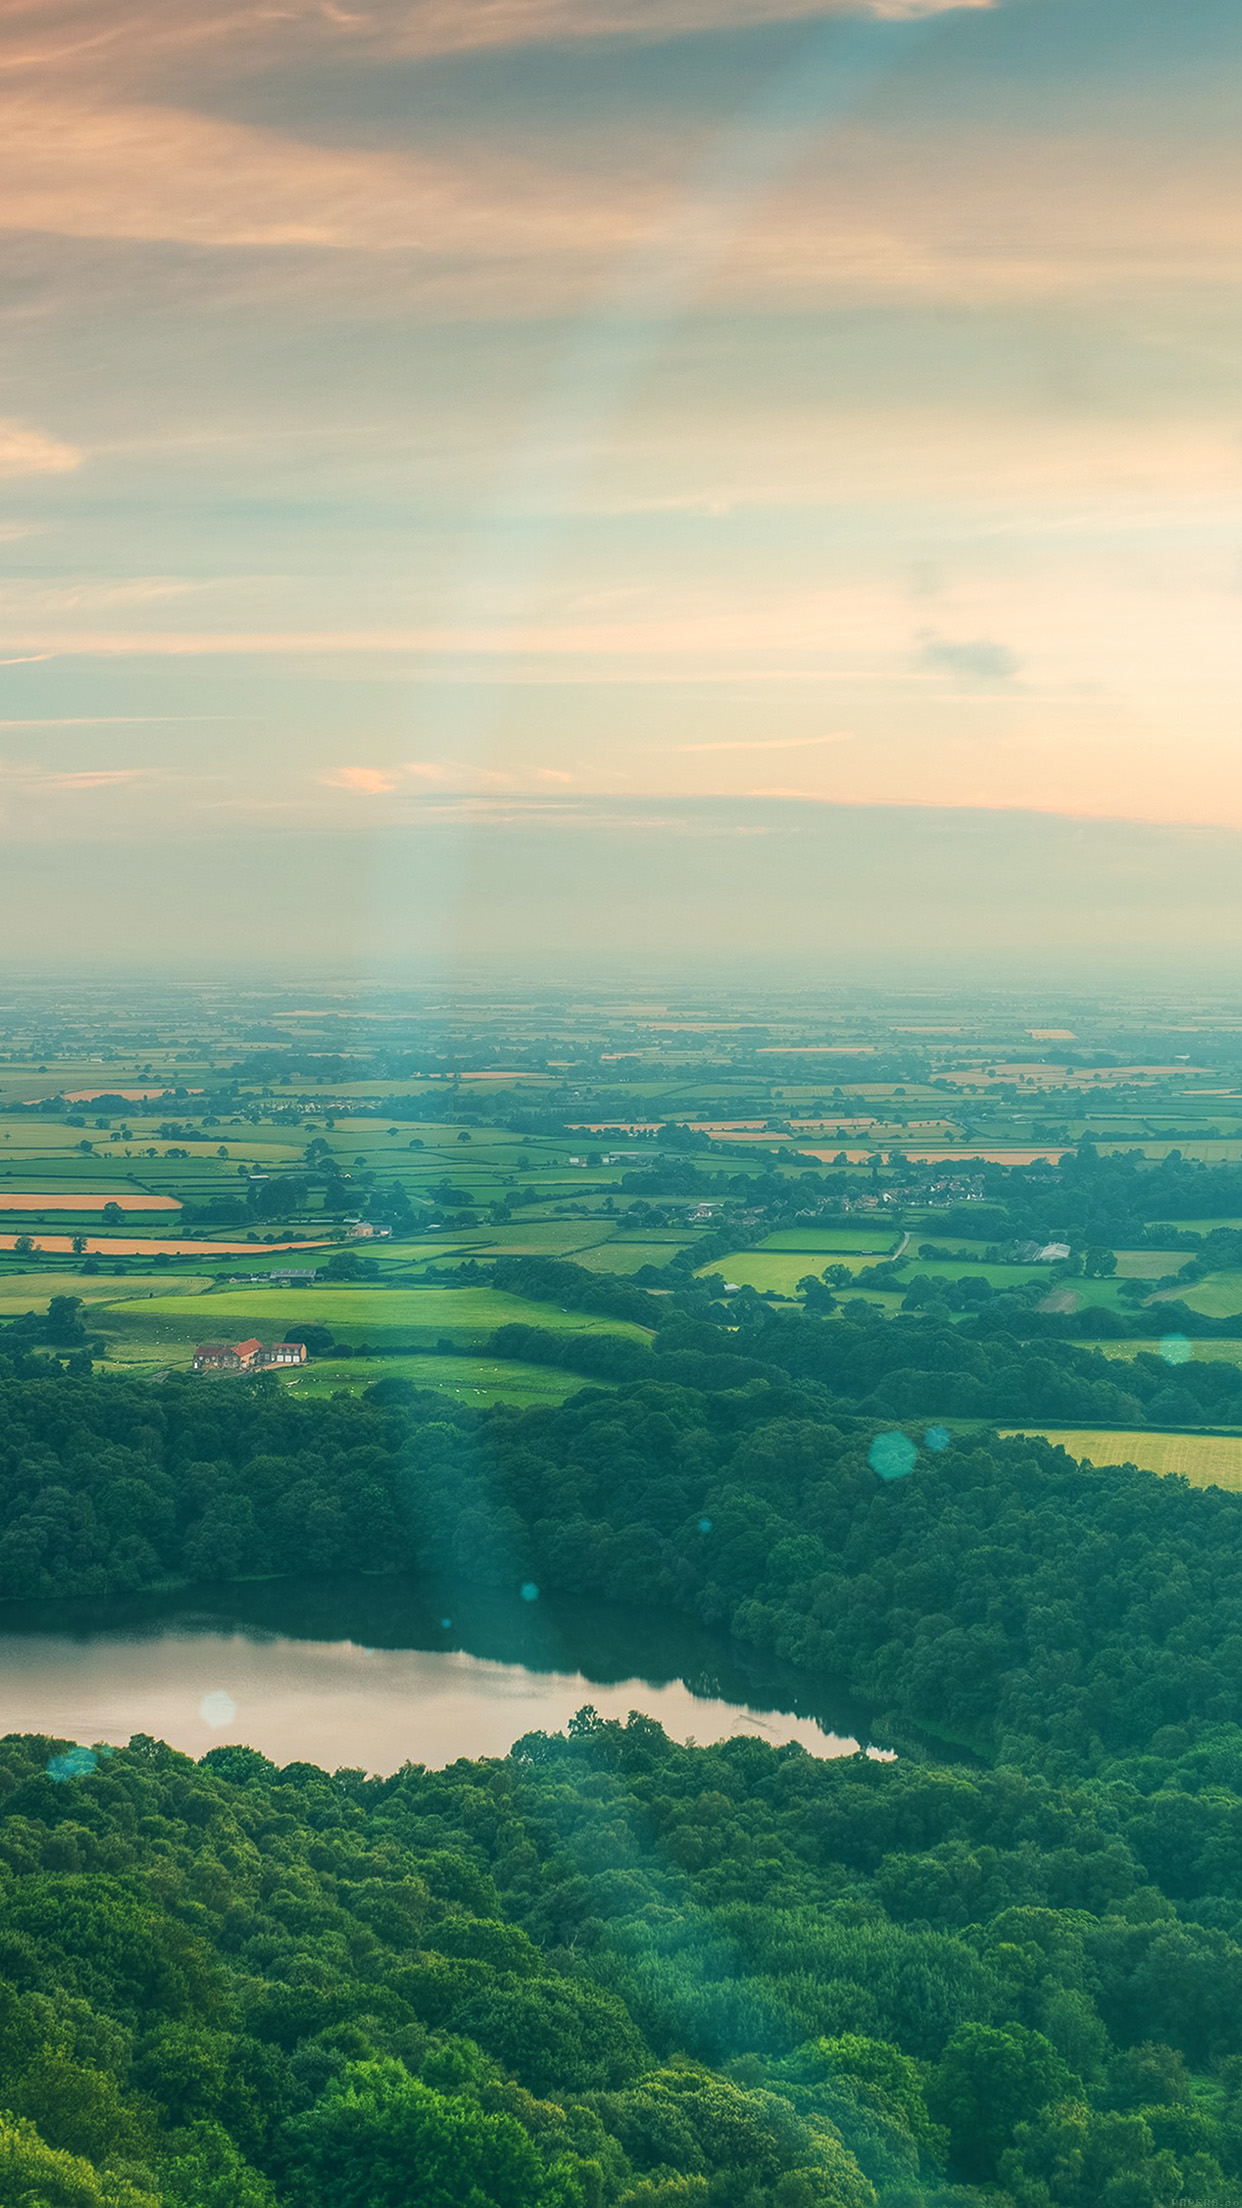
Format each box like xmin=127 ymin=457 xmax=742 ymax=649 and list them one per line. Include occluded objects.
xmin=0 ymin=1574 xmax=895 ymax=1776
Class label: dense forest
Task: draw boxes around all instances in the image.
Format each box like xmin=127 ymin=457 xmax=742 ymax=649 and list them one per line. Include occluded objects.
xmin=5 ymin=1713 xmax=1242 ymax=2206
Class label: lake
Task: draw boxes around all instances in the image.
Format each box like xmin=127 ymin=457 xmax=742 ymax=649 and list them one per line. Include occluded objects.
xmin=0 ymin=1574 xmax=893 ymax=1775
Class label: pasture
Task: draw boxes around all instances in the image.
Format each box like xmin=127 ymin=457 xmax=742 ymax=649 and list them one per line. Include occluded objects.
xmin=695 ymin=1250 xmax=884 ymax=1296
xmin=1162 ymin=1271 xmax=1242 ymax=1319
xmin=97 ymin=1284 xmax=651 ymax=1372
xmin=1001 ymin=1427 xmax=1242 ymax=1491
xmin=758 ymin=1225 xmax=900 ymax=1254
xmin=0 ymin=1271 xmax=205 ymax=1315
xmin=1097 ymin=1339 xmax=1242 ymax=1365
xmin=276 ymin=1352 xmax=594 ymax=1406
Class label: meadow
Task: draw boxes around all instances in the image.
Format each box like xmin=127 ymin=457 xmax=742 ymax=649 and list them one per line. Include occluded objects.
xmin=1098 ymin=1338 xmax=1242 ymax=1365
xmin=757 ymin=1224 xmax=901 ymax=1253
xmin=1001 ymin=1427 xmax=1242 ymax=1490
xmin=276 ymin=1351 xmax=593 ymax=1405
xmin=95 ymin=1283 xmax=651 ymax=1375
xmin=695 ymin=1249 xmax=888 ymax=1296
xmin=1165 ymin=1269 xmax=1242 ymax=1317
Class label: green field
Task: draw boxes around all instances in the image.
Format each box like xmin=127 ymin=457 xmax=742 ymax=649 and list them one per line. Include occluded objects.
xmin=1153 ymin=1216 xmax=1242 ymax=1232
xmin=1114 ymin=1249 xmax=1184 ymax=1278
xmin=1001 ymin=1427 xmax=1242 ymax=1490
xmin=569 ymin=1239 xmax=690 ymax=1273
xmin=1158 ymin=1270 xmax=1242 ymax=1318
xmin=1097 ymin=1338 xmax=1242 ymax=1364
xmin=97 ymin=1284 xmax=650 ymax=1373
xmin=758 ymin=1225 xmax=900 ymax=1254
xmin=0 ymin=1271 xmax=207 ymax=1315
xmin=697 ymin=1250 xmax=889 ymax=1296
xmin=276 ymin=1352 xmax=594 ymax=1406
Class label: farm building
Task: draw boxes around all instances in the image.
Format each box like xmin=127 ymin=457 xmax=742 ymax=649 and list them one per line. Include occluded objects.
xmin=193 ymin=1339 xmax=308 ymax=1373
xmin=192 ymin=1343 xmax=243 ymax=1372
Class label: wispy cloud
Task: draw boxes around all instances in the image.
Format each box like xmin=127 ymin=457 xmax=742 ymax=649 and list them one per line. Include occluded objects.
xmin=0 ymin=420 xmax=81 ymax=475
xmin=319 ymin=765 xmax=400 ymax=794
xmin=43 ymin=768 xmax=146 ymax=788
xmin=675 ymin=732 xmax=852 ymax=751
xmin=322 ymin=759 xmax=527 ymax=795
xmin=0 ymin=99 xmax=641 ymax=255
xmin=0 ymin=761 xmax=149 ymax=792
xmin=0 ymin=0 xmax=994 ymax=95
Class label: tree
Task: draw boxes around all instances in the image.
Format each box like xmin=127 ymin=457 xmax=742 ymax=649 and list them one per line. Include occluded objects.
xmin=291 ymin=2060 xmax=587 ymax=2208
xmin=456 ymin=1979 xmax=647 ymax=2097
xmin=0 ymin=2112 xmax=158 ymax=2206
xmin=930 ymin=2024 xmax=1074 ymax=2182
xmin=71 ymin=1233 xmax=87 ymax=1257
xmin=1000 ymin=2100 xmax=1188 ymax=2208
xmin=101 ymin=1203 xmax=124 ymax=1227
xmin=45 ymin=1296 xmax=86 ymax=1345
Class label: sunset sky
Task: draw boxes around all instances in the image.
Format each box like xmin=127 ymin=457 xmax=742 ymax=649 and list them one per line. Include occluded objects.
xmin=0 ymin=0 xmax=1240 ymax=968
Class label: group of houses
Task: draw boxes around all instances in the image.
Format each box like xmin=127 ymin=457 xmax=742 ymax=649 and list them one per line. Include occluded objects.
xmin=192 ymin=1338 xmax=308 ymax=1373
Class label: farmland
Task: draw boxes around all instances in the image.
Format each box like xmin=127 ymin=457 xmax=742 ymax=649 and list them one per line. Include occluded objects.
xmin=96 ymin=1284 xmax=651 ymax=1378
xmin=5 ymin=978 xmax=1242 ymax=1409
xmin=1001 ymin=1427 xmax=1242 ymax=1490
xmin=278 ymin=1352 xmax=592 ymax=1405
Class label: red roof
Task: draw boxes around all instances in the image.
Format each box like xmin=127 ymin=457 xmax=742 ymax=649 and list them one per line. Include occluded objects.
xmin=233 ymin=1338 xmax=263 ymax=1356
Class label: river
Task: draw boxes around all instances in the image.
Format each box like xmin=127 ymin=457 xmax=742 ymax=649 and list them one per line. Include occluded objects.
xmin=0 ymin=1575 xmax=893 ymax=1775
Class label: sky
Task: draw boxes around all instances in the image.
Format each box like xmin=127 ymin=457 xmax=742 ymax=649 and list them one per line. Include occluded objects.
xmin=0 ymin=0 xmax=1241 ymax=971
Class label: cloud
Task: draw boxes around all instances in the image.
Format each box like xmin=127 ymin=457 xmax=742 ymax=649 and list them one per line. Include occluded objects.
xmin=675 ymin=732 xmax=852 ymax=751
xmin=918 ymin=636 xmax=1023 ymax=682
xmin=0 ymin=88 xmax=1233 ymax=332
xmin=43 ymin=768 xmax=145 ymax=788
xmin=0 ymin=98 xmax=641 ymax=255
xmin=319 ymin=765 xmax=399 ymax=793
xmin=0 ymin=762 xmax=148 ymax=793
xmin=0 ymin=0 xmax=993 ymax=95
xmin=0 ymin=419 xmax=81 ymax=475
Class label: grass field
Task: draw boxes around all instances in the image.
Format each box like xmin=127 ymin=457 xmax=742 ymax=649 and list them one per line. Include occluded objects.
xmin=758 ymin=1226 xmax=900 ymax=1254
xmin=1097 ymin=1339 xmax=1242 ymax=1364
xmin=97 ymin=1284 xmax=650 ymax=1372
xmin=695 ymin=1250 xmax=886 ymax=1296
xmin=1115 ymin=1250 xmax=1183 ymax=1279
xmin=1001 ymin=1428 xmax=1242 ymax=1490
xmin=276 ymin=1352 xmax=594 ymax=1406
xmin=0 ymin=1271 xmax=206 ymax=1314
xmin=570 ymin=1240 xmax=690 ymax=1273
xmin=1153 ymin=1217 xmax=1242 ymax=1233
xmin=1159 ymin=1271 xmax=1242 ymax=1319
